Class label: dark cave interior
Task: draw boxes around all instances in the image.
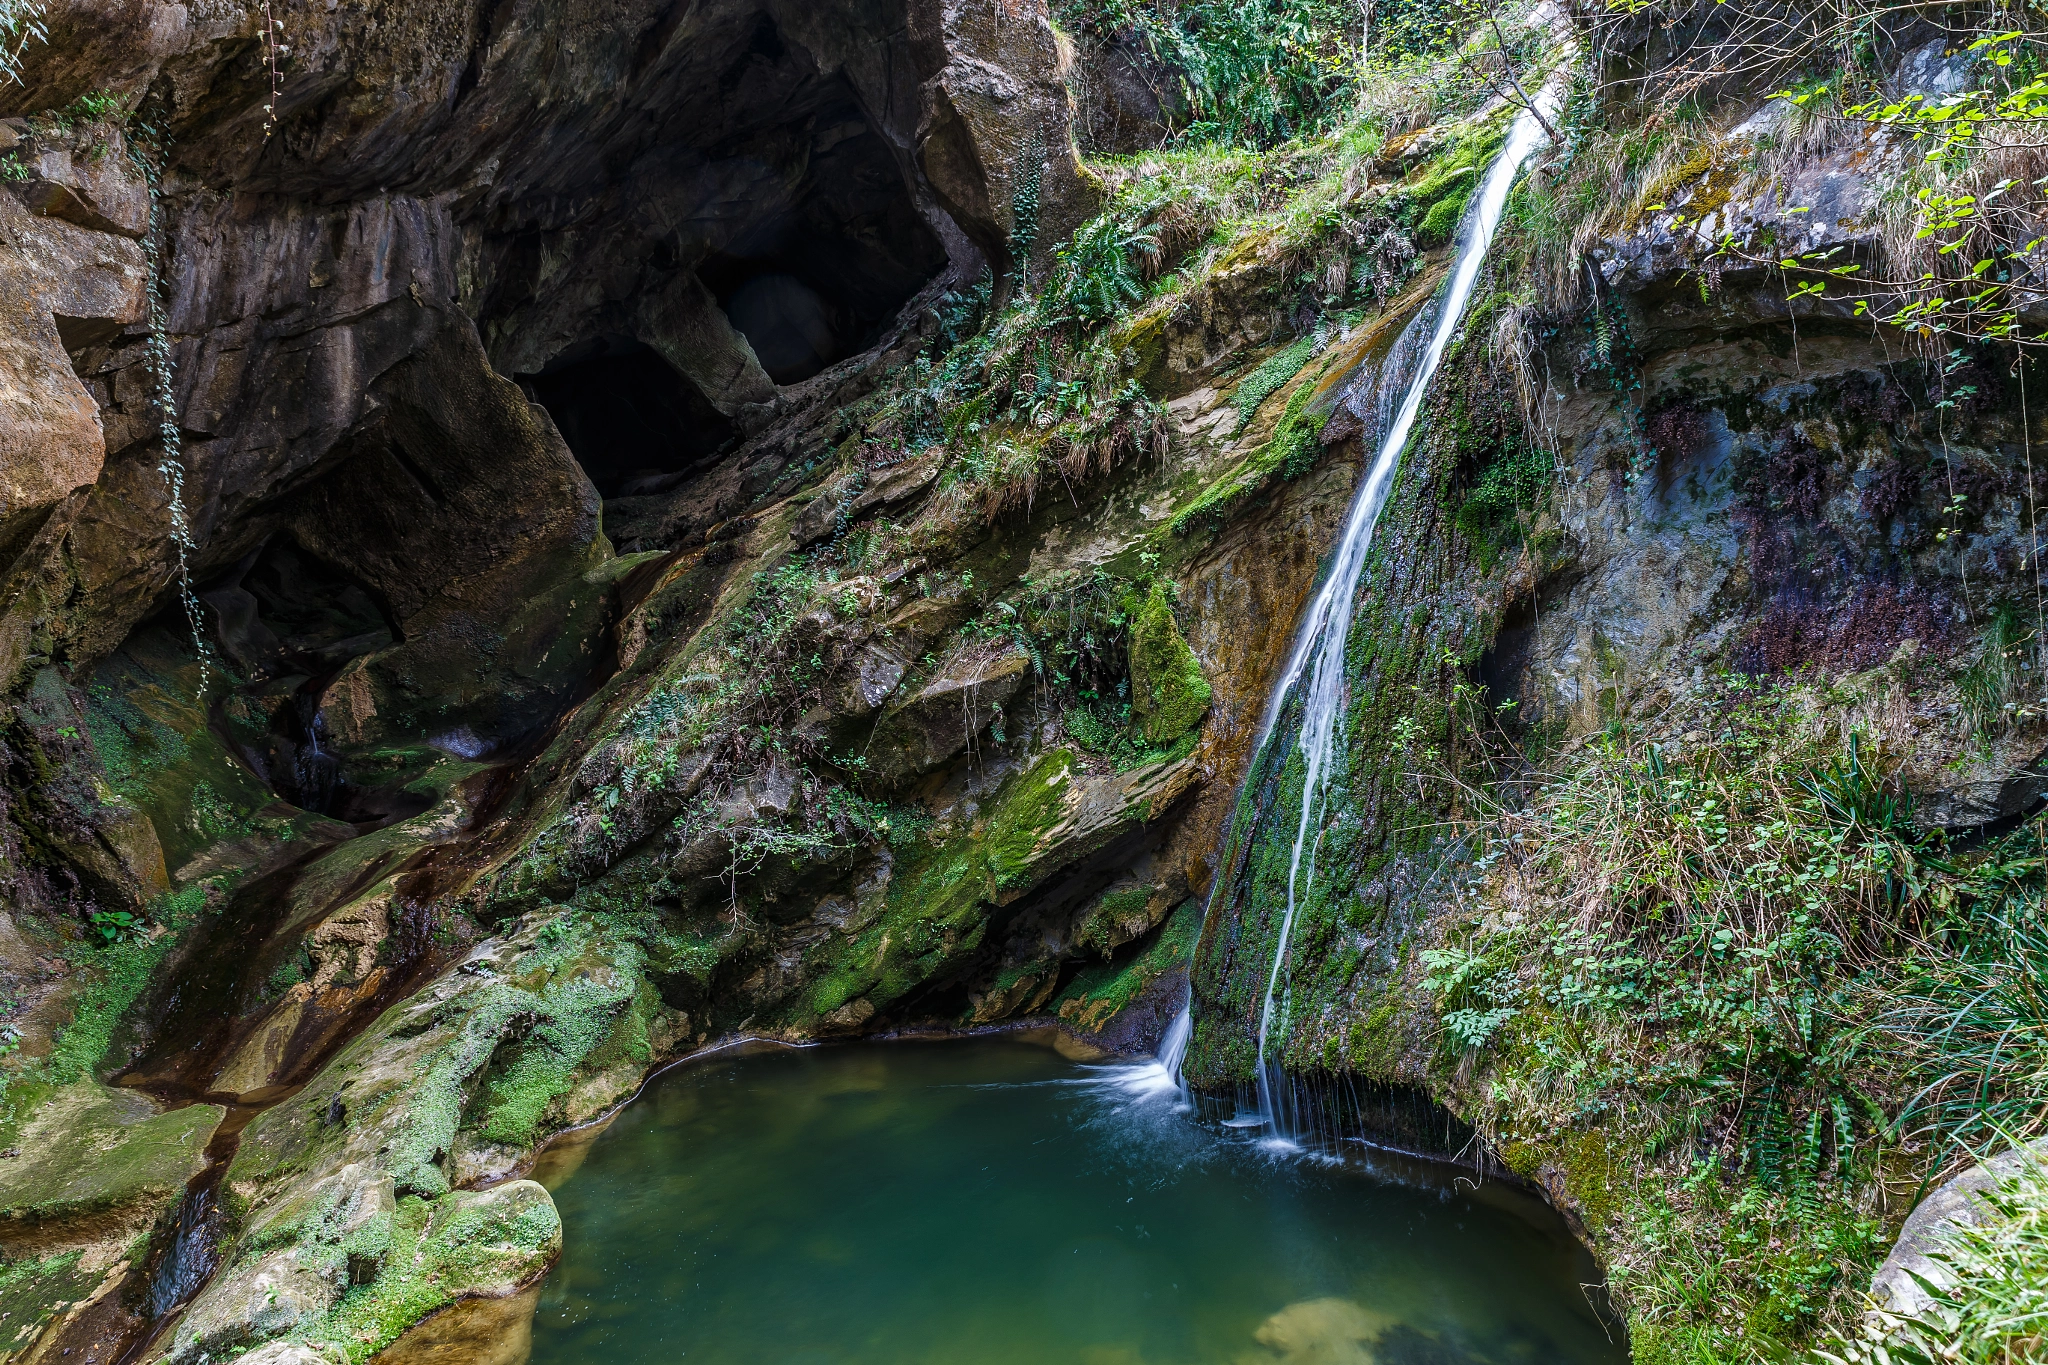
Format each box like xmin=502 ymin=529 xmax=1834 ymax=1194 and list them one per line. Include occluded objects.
xmin=524 ymin=338 xmax=740 ymax=498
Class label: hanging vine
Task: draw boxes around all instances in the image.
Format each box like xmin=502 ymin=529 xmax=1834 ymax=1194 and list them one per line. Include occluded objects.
xmin=259 ymin=0 xmax=284 ymax=136
xmin=127 ymin=101 xmax=213 ymax=693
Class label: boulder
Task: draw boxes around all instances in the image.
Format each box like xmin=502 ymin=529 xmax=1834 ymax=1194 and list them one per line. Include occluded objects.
xmin=864 ymin=646 xmax=1031 ymax=782
xmin=0 ymin=1084 xmax=221 ymax=1256
xmin=1870 ymin=1140 xmax=2048 ymax=1317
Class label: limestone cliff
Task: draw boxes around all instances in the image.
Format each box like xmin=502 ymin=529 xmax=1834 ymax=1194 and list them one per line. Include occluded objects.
xmin=0 ymin=2 xmax=2043 ymax=1364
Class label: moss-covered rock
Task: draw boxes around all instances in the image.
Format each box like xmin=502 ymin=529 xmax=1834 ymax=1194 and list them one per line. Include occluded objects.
xmin=1057 ymin=898 xmax=1202 ymax=1037
xmin=0 ymin=1083 xmax=220 ymax=1255
xmin=1128 ymin=582 xmax=1212 ymax=745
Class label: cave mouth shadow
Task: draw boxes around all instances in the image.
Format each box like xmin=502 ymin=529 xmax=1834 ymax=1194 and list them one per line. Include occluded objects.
xmin=524 ymin=337 xmax=740 ymax=499
xmin=195 ymin=535 xmax=429 ymax=827
xmin=692 ymin=55 xmax=951 ymax=386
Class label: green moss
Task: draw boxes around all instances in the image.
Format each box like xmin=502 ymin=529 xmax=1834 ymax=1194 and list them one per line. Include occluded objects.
xmin=1057 ymin=900 xmax=1201 ymax=1034
xmin=0 ymin=1083 xmax=219 ymax=1231
xmin=1392 ymin=118 xmax=1510 ymax=246
xmin=1128 ymin=583 xmax=1213 ymax=745
xmin=797 ymin=751 xmax=1085 ymax=1022
xmin=984 ymin=749 xmax=1075 ymax=891
xmin=475 ymin=972 xmax=638 ymax=1149
xmin=1453 ymin=434 xmax=1553 ymax=574
xmin=1073 ymin=886 xmax=1156 ymax=959
xmin=294 ymin=1185 xmax=560 ymax=1364
xmin=1415 ymin=188 xmax=1471 ymax=248
xmin=1170 ymin=383 xmax=1331 ymax=537
xmin=1230 ymin=333 xmax=1320 ymax=417
xmin=0 ymin=880 xmax=213 ymax=1146
xmin=0 ymin=1248 xmax=96 ymax=1353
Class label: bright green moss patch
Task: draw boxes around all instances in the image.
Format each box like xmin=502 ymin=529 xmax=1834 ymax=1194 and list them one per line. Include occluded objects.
xmin=1129 ymin=583 xmax=1213 ymax=745
xmin=0 ymin=880 xmax=214 ymax=1147
xmin=1390 ymin=117 xmax=1509 ymax=247
xmin=1230 ymin=333 xmax=1320 ymax=417
xmin=984 ymin=749 xmax=1075 ymax=891
xmin=1171 ymin=383 xmax=1332 ymax=537
xmin=1073 ymin=885 xmax=1156 ymax=959
xmin=377 ymin=926 xmax=646 ymax=1193
xmin=475 ymin=967 xmax=643 ymax=1149
xmin=797 ymin=751 xmax=1083 ymax=1022
xmin=1057 ymin=899 xmax=1201 ymax=1034
xmin=1414 ymin=189 xmax=1470 ymax=248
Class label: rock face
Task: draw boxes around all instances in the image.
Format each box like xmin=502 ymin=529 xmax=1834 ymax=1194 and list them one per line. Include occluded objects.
xmin=0 ymin=1 xmax=1130 ymax=1360
xmin=4 ymin=1 xmax=2045 ymax=1362
xmin=1868 ymin=1141 xmax=2048 ymax=1317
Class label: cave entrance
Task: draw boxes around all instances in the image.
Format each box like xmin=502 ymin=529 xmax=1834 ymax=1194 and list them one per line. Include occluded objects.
xmin=197 ymin=536 xmax=428 ymax=826
xmin=697 ymin=72 xmax=950 ymax=386
xmin=525 ymin=337 xmax=739 ymax=498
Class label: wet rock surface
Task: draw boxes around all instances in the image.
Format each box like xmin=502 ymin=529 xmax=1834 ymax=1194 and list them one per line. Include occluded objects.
xmin=2 ymin=2 xmax=2045 ymax=1362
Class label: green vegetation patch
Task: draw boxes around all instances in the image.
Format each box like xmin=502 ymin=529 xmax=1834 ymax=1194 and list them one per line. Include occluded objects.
xmin=1389 ymin=117 xmax=1511 ymax=248
xmin=1397 ymin=678 xmax=2048 ymax=1363
xmin=1230 ymin=333 xmax=1321 ymax=417
xmin=799 ymin=751 xmax=1081 ymax=1021
xmin=0 ymin=1248 xmax=99 ymax=1353
xmin=0 ymin=1082 xmax=220 ymax=1235
xmin=0 ymin=880 xmax=213 ymax=1147
xmin=1171 ymin=382 xmax=1332 ymax=537
xmin=292 ymin=1183 xmax=560 ymax=1364
xmin=1820 ymin=1146 xmax=2048 ymax=1365
xmin=1058 ymin=899 xmax=1202 ymax=1034
xmin=1128 ymin=581 xmax=1213 ymax=744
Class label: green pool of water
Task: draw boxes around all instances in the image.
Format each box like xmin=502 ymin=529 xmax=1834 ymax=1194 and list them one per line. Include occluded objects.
xmin=529 ymin=1034 xmax=1622 ymax=1365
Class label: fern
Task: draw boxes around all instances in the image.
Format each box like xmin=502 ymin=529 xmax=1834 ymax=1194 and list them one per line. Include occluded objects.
xmin=1047 ymin=215 xmax=1160 ymax=323
xmin=1009 ymin=126 xmax=1046 ymax=282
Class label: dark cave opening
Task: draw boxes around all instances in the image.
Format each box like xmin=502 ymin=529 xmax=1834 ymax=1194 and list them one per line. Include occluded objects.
xmin=196 ymin=537 xmax=427 ymax=826
xmin=525 ymin=338 xmax=740 ymax=498
xmin=201 ymin=535 xmax=397 ymax=683
xmin=696 ymin=74 xmax=950 ymax=386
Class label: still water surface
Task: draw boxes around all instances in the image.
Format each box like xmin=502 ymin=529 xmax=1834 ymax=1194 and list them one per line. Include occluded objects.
xmin=528 ymin=1035 xmax=1622 ymax=1365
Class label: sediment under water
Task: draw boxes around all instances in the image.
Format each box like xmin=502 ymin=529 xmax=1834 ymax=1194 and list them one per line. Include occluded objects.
xmin=529 ymin=1034 xmax=1621 ymax=1365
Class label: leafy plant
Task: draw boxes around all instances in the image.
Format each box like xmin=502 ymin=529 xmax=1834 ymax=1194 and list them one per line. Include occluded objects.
xmin=87 ymin=906 xmax=143 ymax=944
xmin=0 ymin=0 xmax=45 ymax=86
xmin=1061 ymin=0 xmax=1363 ymax=148
xmin=1047 ymin=214 xmax=1160 ymax=322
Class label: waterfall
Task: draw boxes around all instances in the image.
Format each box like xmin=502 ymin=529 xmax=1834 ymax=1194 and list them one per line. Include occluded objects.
xmin=1163 ymin=92 xmax=1562 ymax=1143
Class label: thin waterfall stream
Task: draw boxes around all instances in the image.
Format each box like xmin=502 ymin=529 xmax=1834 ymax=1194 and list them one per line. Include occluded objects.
xmin=1166 ymin=88 xmax=1565 ymax=1142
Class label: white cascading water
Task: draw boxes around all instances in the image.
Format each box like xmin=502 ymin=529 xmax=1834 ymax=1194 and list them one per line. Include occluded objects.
xmin=1157 ymin=87 xmax=1564 ymax=1142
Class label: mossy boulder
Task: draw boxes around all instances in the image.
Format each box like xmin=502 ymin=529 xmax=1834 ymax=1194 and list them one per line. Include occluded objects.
xmin=1128 ymin=582 xmax=1212 ymax=745
xmin=166 ymin=916 xmax=656 ymax=1364
xmin=0 ymin=1083 xmax=221 ymax=1255
xmin=161 ymin=1179 xmax=557 ymax=1365
xmin=1057 ymin=898 xmax=1202 ymax=1041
